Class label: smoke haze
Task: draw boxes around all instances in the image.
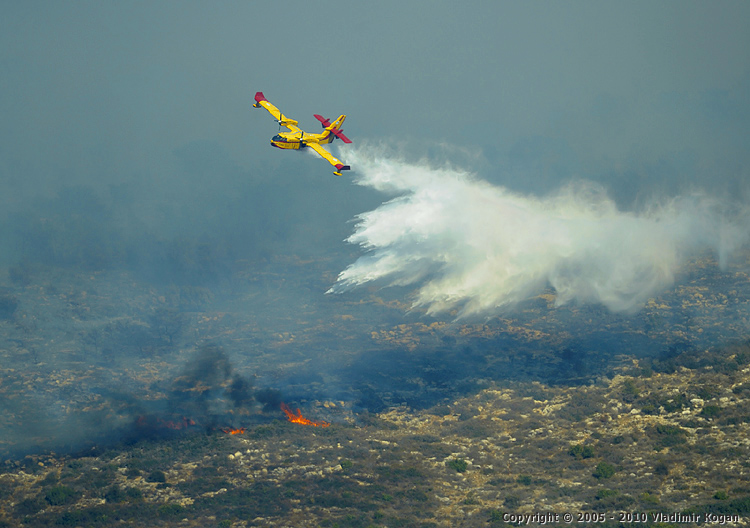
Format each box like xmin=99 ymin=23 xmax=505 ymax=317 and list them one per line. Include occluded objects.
xmin=1 ymin=2 xmax=749 ymax=460
xmin=331 ymin=146 xmax=749 ymax=316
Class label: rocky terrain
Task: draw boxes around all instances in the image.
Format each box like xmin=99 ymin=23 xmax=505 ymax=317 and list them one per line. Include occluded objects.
xmin=2 ymin=346 xmax=750 ymax=527
xmin=1 ymin=252 xmax=749 ymax=527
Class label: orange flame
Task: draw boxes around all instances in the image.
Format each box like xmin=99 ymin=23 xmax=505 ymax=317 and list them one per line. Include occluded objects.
xmin=221 ymin=427 xmax=246 ymax=435
xmin=281 ymin=403 xmax=330 ymax=427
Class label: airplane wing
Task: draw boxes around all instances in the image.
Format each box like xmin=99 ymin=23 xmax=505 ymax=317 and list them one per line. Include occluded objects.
xmin=307 ymin=142 xmax=350 ymax=176
xmin=253 ymin=92 xmax=301 ymax=133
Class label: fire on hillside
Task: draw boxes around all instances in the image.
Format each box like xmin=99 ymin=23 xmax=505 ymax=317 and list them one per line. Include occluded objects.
xmin=281 ymin=403 xmax=330 ymax=427
xmin=221 ymin=427 xmax=246 ymax=435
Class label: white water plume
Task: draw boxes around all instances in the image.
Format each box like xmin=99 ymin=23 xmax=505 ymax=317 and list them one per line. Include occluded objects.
xmin=329 ymin=145 xmax=748 ymax=317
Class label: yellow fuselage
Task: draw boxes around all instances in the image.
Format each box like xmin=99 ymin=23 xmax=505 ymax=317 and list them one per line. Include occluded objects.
xmin=271 ymin=131 xmax=332 ymax=150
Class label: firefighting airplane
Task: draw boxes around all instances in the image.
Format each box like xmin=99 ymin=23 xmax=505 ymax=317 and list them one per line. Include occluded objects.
xmin=253 ymin=92 xmax=352 ymax=176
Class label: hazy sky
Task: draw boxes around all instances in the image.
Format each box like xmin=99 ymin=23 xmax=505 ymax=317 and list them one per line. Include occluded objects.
xmin=2 ymin=1 xmax=749 ymax=199
xmin=1 ymin=0 xmax=749 ymax=281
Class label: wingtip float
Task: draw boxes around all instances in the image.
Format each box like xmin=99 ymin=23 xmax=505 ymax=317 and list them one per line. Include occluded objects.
xmin=253 ymin=91 xmax=352 ymax=176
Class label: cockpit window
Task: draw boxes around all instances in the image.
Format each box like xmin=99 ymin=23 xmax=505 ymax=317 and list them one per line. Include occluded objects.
xmin=272 ymin=135 xmax=285 ymax=142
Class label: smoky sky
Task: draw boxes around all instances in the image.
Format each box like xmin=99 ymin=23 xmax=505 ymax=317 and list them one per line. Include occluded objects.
xmin=0 ymin=2 xmax=749 ymax=311
xmin=0 ymin=1 xmax=748 ymax=310
xmin=2 ymin=1 xmax=749 ymax=205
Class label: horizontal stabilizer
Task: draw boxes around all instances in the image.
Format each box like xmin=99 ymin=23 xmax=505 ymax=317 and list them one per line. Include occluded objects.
xmin=333 ymin=129 xmax=352 ymax=143
xmin=314 ymin=114 xmax=331 ymax=127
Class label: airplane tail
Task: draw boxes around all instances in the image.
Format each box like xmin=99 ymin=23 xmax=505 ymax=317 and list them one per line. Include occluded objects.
xmin=313 ymin=114 xmax=352 ymax=143
xmin=328 ymin=114 xmax=346 ymax=131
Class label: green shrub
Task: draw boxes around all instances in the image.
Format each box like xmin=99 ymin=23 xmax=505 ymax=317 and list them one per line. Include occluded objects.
xmin=596 ymin=489 xmax=618 ymax=500
xmin=463 ymin=493 xmax=480 ymax=505
xmin=448 ymin=459 xmax=468 ymax=473
xmin=503 ymin=496 xmax=520 ymax=508
xmin=701 ymin=405 xmax=722 ymax=418
xmin=654 ymin=424 xmax=688 ymax=448
xmin=709 ymin=496 xmax=750 ymax=514
xmin=104 ymin=486 xmax=123 ymax=503
xmin=45 ymin=485 xmax=80 ymax=506
xmin=639 ymin=492 xmax=659 ymax=505
xmin=55 ymin=510 xmax=85 ymax=527
xmin=662 ymin=393 xmax=689 ymax=413
xmin=146 ymin=470 xmax=167 ymax=483
xmin=125 ymin=487 xmax=143 ymax=501
xmin=653 ymin=461 xmax=670 ymax=476
xmin=568 ymin=444 xmax=595 ymax=459
xmin=406 ymin=488 xmax=429 ymax=502
xmin=14 ymin=497 xmax=44 ymax=516
xmin=487 ymin=509 xmax=505 ymax=523
xmin=593 ymin=462 xmax=616 ymax=480
xmin=621 ymin=379 xmax=640 ymax=402
xmin=697 ymin=386 xmax=718 ymax=399
xmin=157 ymin=503 xmax=185 ymax=517
xmin=516 ymin=475 xmax=532 ymax=485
